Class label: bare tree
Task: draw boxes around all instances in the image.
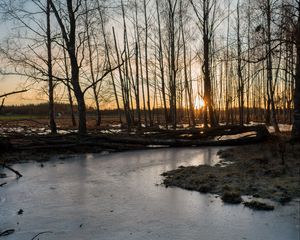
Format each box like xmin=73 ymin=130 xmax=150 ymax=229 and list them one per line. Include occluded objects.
xmin=190 ymin=0 xmax=218 ymax=127
xmin=50 ymin=0 xmax=87 ymax=134
xmin=292 ymin=0 xmax=300 ymax=140
xmin=47 ymin=0 xmax=57 ymax=134
xmin=265 ymin=0 xmax=280 ymax=132
xmin=97 ymin=2 xmax=122 ymax=124
xmin=180 ymin=0 xmax=196 ymax=126
xmin=236 ymin=0 xmax=244 ymax=125
xmin=143 ymin=0 xmax=153 ymax=126
xmin=156 ymin=0 xmax=168 ymax=128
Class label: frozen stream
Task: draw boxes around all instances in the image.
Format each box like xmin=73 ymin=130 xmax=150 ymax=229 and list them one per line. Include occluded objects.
xmin=0 ymin=147 xmax=299 ymax=240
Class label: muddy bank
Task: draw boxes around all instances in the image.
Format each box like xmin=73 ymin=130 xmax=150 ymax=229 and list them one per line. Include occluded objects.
xmin=162 ymin=135 xmax=300 ymax=205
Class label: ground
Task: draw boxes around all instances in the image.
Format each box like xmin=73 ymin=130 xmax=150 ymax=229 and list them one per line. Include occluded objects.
xmin=162 ymin=134 xmax=300 ymax=206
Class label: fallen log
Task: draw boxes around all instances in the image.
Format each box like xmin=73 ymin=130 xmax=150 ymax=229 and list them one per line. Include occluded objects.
xmin=138 ymin=124 xmax=269 ymax=139
xmin=0 ymin=125 xmax=269 ymax=157
xmin=0 ymin=229 xmax=15 ymax=237
xmin=5 ymin=125 xmax=270 ymax=152
xmin=0 ymin=182 xmax=7 ymax=187
xmin=93 ymin=125 xmax=270 ymax=147
xmin=2 ymin=164 xmax=23 ymax=178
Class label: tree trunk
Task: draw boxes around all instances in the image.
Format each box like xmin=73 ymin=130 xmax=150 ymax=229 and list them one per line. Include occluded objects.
xmin=112 ymin=26 xmax=131 ymax=129
xmin=46 ymin=0 xmax=57 ymax=134
xmin=266 ymin=0 xmax=280 ymax=133
xmin=50 ymin=0 xmax=87 ymax=134
xmin=135 ymin=41 xmax=141 ymax=128
xmin=66 ymin=80 xmax=76 ymax=127
xmin=156 ymin=0 xmax=168 ymax=128
xmin=203 ymin=3 xmax=217 ymax=128
xmin=180 ymin=0 xmax=195 ymax=127
xmin=292 ymin=3 xmax=300 ymax=140
xmin=85 ymin=0 xmax=101 ymax=127
xmin=98 ymin=5 xmax=122 ymax=124
xmin=167 ymin=0 xmax=177 ymax=129
xmin=246 ymin=0 xmax=251 ymax=123
xmin=62 ymin=40 xmax=76 ymax=127
xmin=237 ymin=0 xmax=244 ymax=126
xmin=143 ymin=0 xmax=153 ymax=126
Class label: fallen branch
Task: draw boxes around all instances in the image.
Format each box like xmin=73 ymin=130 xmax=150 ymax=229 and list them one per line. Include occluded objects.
xmin=0 ymin=182 xmax=7 ymax=187
xmin=0 ymin=229 xmax=15 ymax=237
xmin=0 ymin=89 xmax=28 ymax=99
xmin=2 ymin=164 xmax=23 ymax=178
xmin=31 ymin=231 xmax=53 ymax=240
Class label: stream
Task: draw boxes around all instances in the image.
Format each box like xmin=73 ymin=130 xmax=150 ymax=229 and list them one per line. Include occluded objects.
xmin=0 ymin=147 xmax=299 ymax=240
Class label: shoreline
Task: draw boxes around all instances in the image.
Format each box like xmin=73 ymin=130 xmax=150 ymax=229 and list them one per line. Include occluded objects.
xmin=162 ymin=134 xmax=300 ymax=208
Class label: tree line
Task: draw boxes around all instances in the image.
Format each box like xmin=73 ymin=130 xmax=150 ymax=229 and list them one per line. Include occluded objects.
xmin=0 ymin=0 xmax=299 ymax=139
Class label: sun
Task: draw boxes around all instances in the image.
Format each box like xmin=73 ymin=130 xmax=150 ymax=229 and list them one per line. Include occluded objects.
xmin=194 ymin=95 xmax=205 ymax=110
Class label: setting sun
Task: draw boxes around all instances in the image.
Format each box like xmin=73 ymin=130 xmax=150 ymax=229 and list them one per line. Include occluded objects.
xmin=194 ymin=95 xmax=205 ymax=109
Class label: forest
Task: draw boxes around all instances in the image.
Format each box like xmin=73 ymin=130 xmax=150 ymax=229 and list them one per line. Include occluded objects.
xmin=0 ymin=0 xmax=298 ymax=137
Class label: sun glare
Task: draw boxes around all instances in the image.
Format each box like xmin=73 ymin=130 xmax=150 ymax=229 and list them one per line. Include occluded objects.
xmin=194 ymin=96 xmax=205 ymax=110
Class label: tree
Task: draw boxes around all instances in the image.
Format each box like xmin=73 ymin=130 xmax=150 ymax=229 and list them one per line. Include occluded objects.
xmin=166 ymin=0 xmax=179 ymax=129
xmin=143 ymin=0 xmax=153 ymax=126
xmin=156 ymin=0 xmax=168 ymax=128
xmin=97 ymin=2 xmax=122 ymax=124
xmin=46 ymin=0 xmax=57 ymax=134
xmin=50 ymin=0 xmax=87 ymax=134
xmin=180 ymin=0 xmax=196 ymax=126
xmin=236 ymin=0 xmax=244 ymax=126
xmin=190 ymin=0 xmax=218 ymax=128
xmin=265 ymin=0 xmax=280 ymax=132
xmin=292 ymin=0 xmax=300 ymax=140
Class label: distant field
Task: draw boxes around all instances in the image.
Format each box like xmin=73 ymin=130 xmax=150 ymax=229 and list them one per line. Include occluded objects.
xmin=0 ymin=115 xmax=45 ymax=120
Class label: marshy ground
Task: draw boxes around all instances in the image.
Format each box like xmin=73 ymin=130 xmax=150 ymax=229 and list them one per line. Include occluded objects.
xmin=162 ymin=134 xmax=300 ymax=208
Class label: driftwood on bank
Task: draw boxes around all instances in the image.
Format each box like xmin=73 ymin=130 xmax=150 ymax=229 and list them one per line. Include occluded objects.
xmin=0 ymin=125 xmax=270 ymax=153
